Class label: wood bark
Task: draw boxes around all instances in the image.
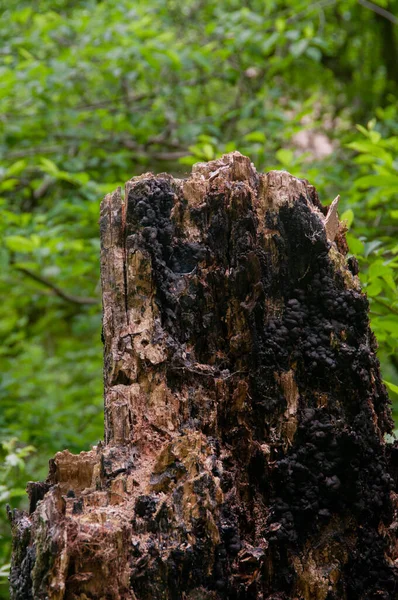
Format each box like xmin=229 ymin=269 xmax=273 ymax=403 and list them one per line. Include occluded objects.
xmin=9 ymin=152 xmax=398 ymax=599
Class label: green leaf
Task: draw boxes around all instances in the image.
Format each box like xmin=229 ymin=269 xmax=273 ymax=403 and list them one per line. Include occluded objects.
xmin=366 ymin=278 xmax=382 ymax=296
xmin=355 ymin=124 xmax=370 ymax=137
xmin=354 ymin=174 xmax=398 ymax=189
xmin=5 ymin=235 xmax=35 ymax=253
xmin=368 ymin=259 xmax=390 ymax=279
xmin=179 ymin=155 xmax=196 ymax=166
xmin=40 ymin=158 xmax=60 ymax=177
xmin=364 ymin=240 xmax=383 ymax=257
xmin=381 ymin=272 xmax=396 ymax=292
xmin=369 ymin=130 xmax=381 ymax=144
xmin=5 ymin=160 xmax=27 ymax=177
xmin=346 ymin=234 xmax=364 ymax=255
xmin=276 ymin=148 xmax=293 ymax=166
xmin=201 ymin=144 xmax=215 ymax=161
xmin=0 ymin=179 xmax=19 ymax=191
xmin=385 ymin=381 xmax=398 ymax=395
xmin=340 ymin=209 xmax=354 ymax=229
xmin=290 ymin=39 xmax=308 ymax=57
xmin=346 ymin=141 xmax=392 ymax=163
xmin=372 ymin=318 xmax=398 ymax=336
xmin=244 ymin=131 xmax=266 ymax=143
xmin=0 ymin=563 xmax=10 ymax=579
xmin=262 ymin=32 xmax=279 ymax=54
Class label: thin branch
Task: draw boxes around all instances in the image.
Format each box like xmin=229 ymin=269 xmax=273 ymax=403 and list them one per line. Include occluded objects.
xmin=16 ymin=267 xmax=99 ymax=306
xmin=286 ymin=0 xmax=337 ymax=24
xmin=1 ymin=75 xmax=223 ymax=121
xmin=33 ymin=176 xmax=55 ymax=200
xmin=371 ymin=296 xmax=398 ymax=316
xmin=5 ymin=135 xmax=187 ymax=160
xmin=151 ymin=150 xmax=187 ymax=161
xmin=0 ymin=93 xmax=155 ymax=120
xmin=358 ymin=0 xmax=398 ymax=25
xmin=5 ymin=146 xmax=63 ymax=159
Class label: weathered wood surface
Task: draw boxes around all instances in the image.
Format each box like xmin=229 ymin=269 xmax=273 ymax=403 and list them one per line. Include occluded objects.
xmin=10 ymin=152 xmax=398 ymax=599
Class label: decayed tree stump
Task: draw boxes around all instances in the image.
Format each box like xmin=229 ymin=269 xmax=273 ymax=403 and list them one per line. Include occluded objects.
xmin=9 ymin=152 xmax=398 ymax=599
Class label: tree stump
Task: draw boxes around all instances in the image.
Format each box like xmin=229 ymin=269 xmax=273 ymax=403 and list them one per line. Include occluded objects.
xmin=9 ymin=152 xmax=398 ymax=599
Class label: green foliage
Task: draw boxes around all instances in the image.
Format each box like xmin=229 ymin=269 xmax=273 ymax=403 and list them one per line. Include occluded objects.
xmin=342 ymin=119 xmax=398 ymax=422
xmin=0 ymin=439 xmax=35 ymax=586
xmin=1 ymin=0 xmax=398 ymax=595
xmin=0 ymin=439 xmax=35 ymax=506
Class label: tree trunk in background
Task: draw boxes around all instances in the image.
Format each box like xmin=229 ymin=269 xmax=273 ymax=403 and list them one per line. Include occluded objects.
xmin=9 ymin=152 xmax=398 ymax=599
xmin=375 ymin=2 xmax=398 ymax=102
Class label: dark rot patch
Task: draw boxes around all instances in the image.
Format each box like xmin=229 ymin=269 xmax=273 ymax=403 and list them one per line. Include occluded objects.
xmin=134 ymin=495 xmax=158 ymax=519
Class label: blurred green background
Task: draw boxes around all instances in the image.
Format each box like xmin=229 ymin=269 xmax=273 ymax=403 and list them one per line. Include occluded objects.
xmin=1 ymin=0 xmax=398 ymax=595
